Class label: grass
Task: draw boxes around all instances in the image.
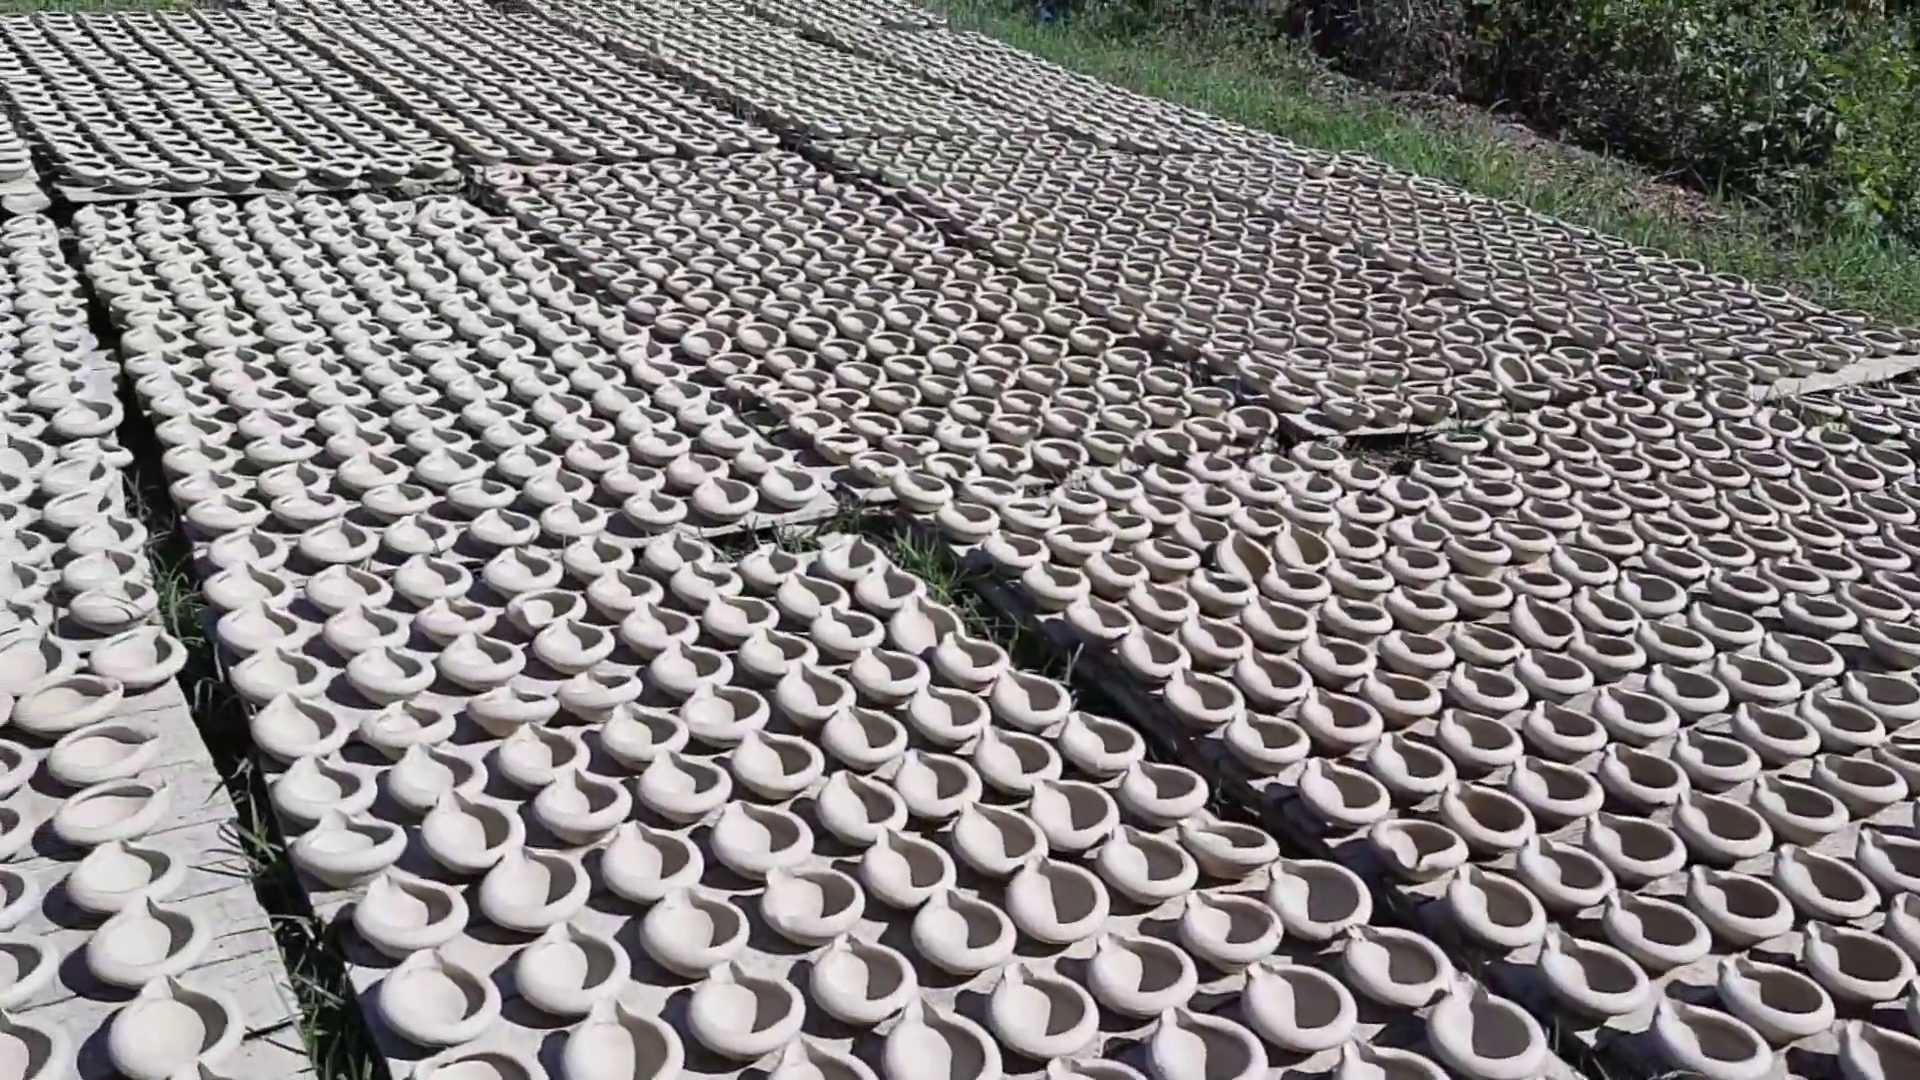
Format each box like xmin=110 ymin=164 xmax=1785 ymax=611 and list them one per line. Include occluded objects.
xmin=725 ymin=497 xmax=1071 ymax=678
xmin=936 ymin=0 xmax=1920 ymax=327
xmin=124 ymin=420 xmax=384 ymax=1080
xmin=873 ymin=518 xmax=1070 ymax=678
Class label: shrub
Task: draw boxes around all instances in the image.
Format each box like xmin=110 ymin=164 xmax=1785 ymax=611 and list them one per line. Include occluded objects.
xmin=1069 ymin=0 xmax=1920 ymax=244
xmin=1818 ymin=29 xmax=1920 ymax=231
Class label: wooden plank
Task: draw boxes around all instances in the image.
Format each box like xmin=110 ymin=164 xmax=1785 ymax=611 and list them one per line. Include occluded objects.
xmin=4 ymin=678 xmax=306 ymax=1077
xmin=1757 ymin=352 xmax=1920 ymax=400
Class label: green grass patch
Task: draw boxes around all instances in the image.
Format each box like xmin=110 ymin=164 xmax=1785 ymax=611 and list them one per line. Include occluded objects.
xmin=126 ymin=434 xmax=384 ymax=1080
xmin=722 ymin=502 xmax=1072 ymax=679
xmin=937 ymin=0 xmax=1920 ymax=327
xmin=873 ymin=520 xmax=1070 ymax=679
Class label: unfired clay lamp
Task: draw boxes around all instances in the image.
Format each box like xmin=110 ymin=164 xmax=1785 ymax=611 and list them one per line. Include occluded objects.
xmin=1651 ymin=999 xmax=1771 ymax=1080
xmin=85 ymin=899 xmax=210 ymax=988
xmin=64 ymin=839 xmax=185 ymax=915
xmin=564 ymin=999 xmax=684 ymax=1080
xmin=516 ymin=922 xmax=630 ymax=1018
xmin=886 ymin=1000 xmax=1002 ymax=1080
xmin=1150 ymin=1007 xmax=1266 ymax=1080
xmin=1538 ymin=928 xmax=1650 ymax=1018
xmin=378 ymin=950 xmax=500 ymax=1048
xmin=811 ymin=935 xmax=916 ymax=1026
xmin=1840 ymin=1020 xmax=1920 ymax=1080
xmin=1243 ymin=957 xmax=1357 ymax=1053
xmin=1426 ymin=976 xmax=1547 ymax=1080
xmin=990 ymin=963 xmax=1098 ymax=1059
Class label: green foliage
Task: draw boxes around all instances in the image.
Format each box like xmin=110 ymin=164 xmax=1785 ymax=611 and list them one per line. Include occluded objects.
xmin=1570 ymin=0 xmax=1920 ymax=241
xmin=939 ymin=0 xmax=1920 ymax=325
xmin=1819 ymin=28 xmax=1920 ymax=232
xmin=1051 ymin=0 xmax=1920 ymax=246
xmin=1547 ymin=0 xmax=1842 ymax=183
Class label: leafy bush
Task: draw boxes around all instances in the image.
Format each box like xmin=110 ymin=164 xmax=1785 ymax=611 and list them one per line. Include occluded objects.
xmin=1070 ymin=0 xmax=1920 ymax=244
xmin=1819 ymin=29 xmax=1920 ymax=231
